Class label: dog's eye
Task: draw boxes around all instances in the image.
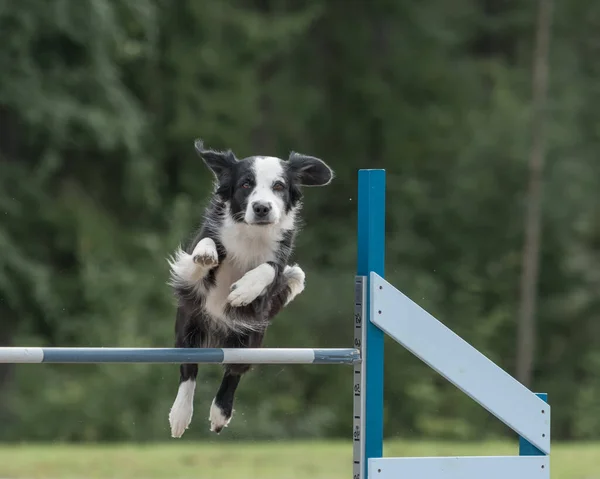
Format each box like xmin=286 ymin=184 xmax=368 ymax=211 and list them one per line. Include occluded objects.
xmin=272 ymin=182 xmax=285 ymax=191
xmin=242 ymin=182 xmax=251 ymax=189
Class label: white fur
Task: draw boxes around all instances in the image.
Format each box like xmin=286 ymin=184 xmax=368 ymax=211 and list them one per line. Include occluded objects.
xmin=202 ymin=206 xmax=296 ymax=329
xmin=283 ymin=265 xmax=305 ymax=306
xmin=209 ymin=398 xmax=232 ymax=433
xmin=192 ymin=237 xmax=218 ymax=267
xmin=203 ymin=258 xmax=247 ymax=323
xmin=227 ymin=263 xmax=276 ymax=306
xmin=169 ymin=379 xmax=196 ymax=438
xmin=244 ymin=157 xmax=286 ymax=224
xmin=167 ymin=248 xmax=197 ymax=287
xmin=167 ymin=238 xmax=218 ymax=289
xmin=221 ymin=208 xmax=291 ymax=268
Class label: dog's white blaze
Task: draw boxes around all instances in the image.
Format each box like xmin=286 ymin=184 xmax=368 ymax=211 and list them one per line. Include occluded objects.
xmin=244 ymin=156 xmax=286 ymax=224
xmin=169 ymin=379 xmax=196 ymax=438
xmin=209 ymin=398 xmax=232 ymax=432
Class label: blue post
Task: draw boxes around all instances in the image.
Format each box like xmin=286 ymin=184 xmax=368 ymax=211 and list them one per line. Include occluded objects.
xmin=357 ymin=169 xmax=385 ymax=478
xmin=519 ymin=392 xmax=548 ymax=455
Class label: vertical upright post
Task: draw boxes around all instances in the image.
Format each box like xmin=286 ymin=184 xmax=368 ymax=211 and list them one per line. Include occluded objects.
xmin=519 ymin=392 xmax=548 ymax=455
xmin=355 ymin=169 xmax=385 ymax=479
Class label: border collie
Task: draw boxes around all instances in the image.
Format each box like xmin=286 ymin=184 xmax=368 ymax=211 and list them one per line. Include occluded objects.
xmin=167 ymin=139 xmax=334 ymax=438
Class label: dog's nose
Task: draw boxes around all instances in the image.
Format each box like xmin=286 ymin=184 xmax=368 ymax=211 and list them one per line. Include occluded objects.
xmin=252 ymin=201 xmax=272 ymax=218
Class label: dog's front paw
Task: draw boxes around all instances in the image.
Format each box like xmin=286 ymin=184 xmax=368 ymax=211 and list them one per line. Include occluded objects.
xmin=284 ymin=264 xmax=305 ymax=305
xmin=227 ymin=278 xmax=267 ymax=307
xmin=227 ymin=263 xmax=275 ymax=307
xmin=284 ymin=264 xmax=305 ymax=286
xmin=192 ymin=238 xmax=219 ymax=268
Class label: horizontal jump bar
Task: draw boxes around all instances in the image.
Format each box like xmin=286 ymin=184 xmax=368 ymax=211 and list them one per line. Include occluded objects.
xmin=0 ymin=347 xmax=361 ymax=365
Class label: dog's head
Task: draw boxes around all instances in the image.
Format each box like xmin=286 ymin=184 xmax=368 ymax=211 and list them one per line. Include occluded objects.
xmin=195 ymin=139 xmax=333 ymax=226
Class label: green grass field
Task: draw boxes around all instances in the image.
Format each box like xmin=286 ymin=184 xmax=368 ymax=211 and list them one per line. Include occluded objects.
xmin=0 ymin=440 xmax=597 ymax=479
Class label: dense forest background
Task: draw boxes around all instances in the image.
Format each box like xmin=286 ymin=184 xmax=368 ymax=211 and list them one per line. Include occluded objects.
xmin=1 ymin=0 xmax=599 ymax=443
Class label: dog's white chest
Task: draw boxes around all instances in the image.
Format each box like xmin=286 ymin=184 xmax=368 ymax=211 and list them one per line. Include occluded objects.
xmin=203 ymin=222 xmax=281 ymax=322
xmin=203 ymin=260 xmax=246 ymax=321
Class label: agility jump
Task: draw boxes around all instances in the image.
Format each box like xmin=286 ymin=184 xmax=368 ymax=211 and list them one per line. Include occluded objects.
xmin=0 ymin=169 xmax=550 ymax=479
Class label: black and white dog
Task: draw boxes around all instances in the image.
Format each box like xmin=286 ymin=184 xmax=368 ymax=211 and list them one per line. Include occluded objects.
xmin=167 ymin=139 xmax=334 ymax=438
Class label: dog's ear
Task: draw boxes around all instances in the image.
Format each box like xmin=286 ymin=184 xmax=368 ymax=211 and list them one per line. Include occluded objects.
xmin=195 ymin=139 xmax=237 ymax=179
xmin=288 ymin=152 xmax=334 ymax=186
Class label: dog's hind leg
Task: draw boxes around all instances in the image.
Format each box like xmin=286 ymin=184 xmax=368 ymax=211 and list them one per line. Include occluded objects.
xmin=209 ymin=330 xmax=265 ymax=433
xmin=169 ymin=313 xmax=205 ymax=438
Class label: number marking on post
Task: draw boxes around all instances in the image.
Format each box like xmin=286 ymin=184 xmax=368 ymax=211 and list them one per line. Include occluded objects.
xmin=353 ymin=276 xmax=366 ymax=479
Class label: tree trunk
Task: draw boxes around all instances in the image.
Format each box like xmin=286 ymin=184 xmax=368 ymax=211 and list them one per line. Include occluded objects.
xmin=516 ymin=0 xmax=554 ymax=387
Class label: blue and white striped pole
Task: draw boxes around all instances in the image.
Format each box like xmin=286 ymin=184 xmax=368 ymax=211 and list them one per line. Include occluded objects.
xmin=353 ymin=169 xmax=385 ymax=479
xmin=0 ymin=347 xmax=360 ymax=364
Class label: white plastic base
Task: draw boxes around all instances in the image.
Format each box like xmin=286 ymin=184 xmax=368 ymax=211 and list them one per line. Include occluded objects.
xmin=369 ymin=456 xmax=549 ymax=479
